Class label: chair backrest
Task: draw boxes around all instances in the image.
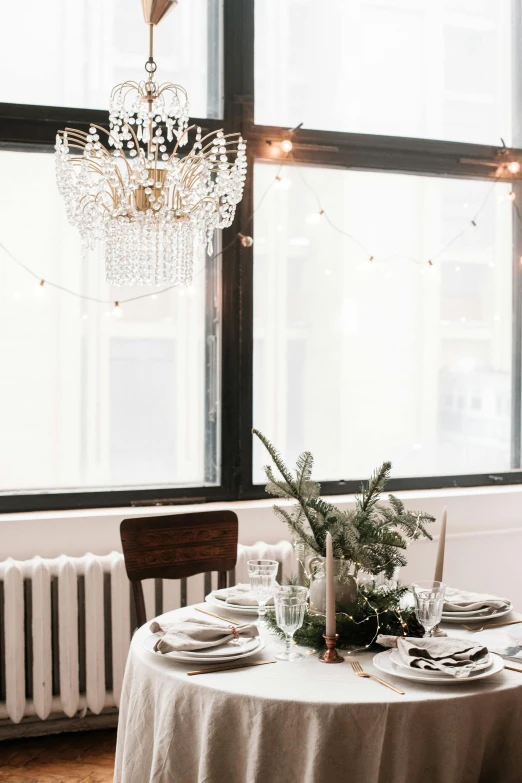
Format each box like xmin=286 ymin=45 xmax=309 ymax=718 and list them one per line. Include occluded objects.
xmin=120 ymin=510 xmax=238 ymax=627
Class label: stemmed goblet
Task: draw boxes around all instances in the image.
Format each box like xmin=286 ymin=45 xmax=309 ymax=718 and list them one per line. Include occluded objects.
xmin=273 ymin=585 xmax=308 ymax=661
xmin=412 ymin=581 xmax=446 ymax=637
xmin=247 ymin=559 xmax=279 ymax=627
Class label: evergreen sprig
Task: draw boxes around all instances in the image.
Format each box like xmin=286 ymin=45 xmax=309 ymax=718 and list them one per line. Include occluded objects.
xmin=265 ymin=585 xmax=424 ymax=649
xmin=253 ymin=428 xmax=434 ymax=577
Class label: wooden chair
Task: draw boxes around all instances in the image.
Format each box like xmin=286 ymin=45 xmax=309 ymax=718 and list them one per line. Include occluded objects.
xmin=120 ymin=510 xmax=238 ymax=627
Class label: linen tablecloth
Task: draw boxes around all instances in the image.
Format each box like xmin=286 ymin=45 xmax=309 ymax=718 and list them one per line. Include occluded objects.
xmin=114 ymin=605 xmax=522 ymax=783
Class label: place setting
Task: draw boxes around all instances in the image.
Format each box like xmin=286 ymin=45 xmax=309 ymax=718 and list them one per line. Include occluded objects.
xmin=143 ymin=557 xmax=299 ymax=674
xmin=204 ymin=558 xmax=279 ymax=621
xmin=143 ymin=613 xmax=268 ymax=671
xmin=374 ymin=580 xmax=505 ymax=686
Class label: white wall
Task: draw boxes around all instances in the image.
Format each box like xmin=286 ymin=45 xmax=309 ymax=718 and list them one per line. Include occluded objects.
xmin=1 ymin=485 xmax=521 ymax=608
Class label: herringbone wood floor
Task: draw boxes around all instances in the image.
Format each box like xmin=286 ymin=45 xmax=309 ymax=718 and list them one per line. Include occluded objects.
xmin=0 ymin=729 xmax=116 ymax=782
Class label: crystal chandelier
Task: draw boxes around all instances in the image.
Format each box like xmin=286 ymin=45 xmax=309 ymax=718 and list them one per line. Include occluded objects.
xmin=55 ymin=0 xmax=247 ymax=287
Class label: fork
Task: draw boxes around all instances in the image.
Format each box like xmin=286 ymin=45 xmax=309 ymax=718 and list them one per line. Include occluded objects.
xmin=463 ymin=620 xmax=522 ymax=633
xmin=350 ymin=660 xmax=405 ymax=695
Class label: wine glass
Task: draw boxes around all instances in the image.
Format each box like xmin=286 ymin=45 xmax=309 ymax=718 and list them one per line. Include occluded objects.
xmin=273 ymin=585 xmax=308 ymax=661
xmin=412 ymin=581 xmax=446 ymax=637
xmin=247 ymin=559 xmax=279 ymax=626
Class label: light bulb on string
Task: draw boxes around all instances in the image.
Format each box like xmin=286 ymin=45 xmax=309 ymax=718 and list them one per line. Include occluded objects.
xmin=113 ymin=301 xmax=123 ymax=319
xmin=508 ymin=191 xmax=516 ymax=201
xmin=508 ymin=161 xmax=520 ymax=174
xmin=280 ymin=139 xmax=293 ymax=153
xmin=239 ymin=234 xmax=253 ymax=247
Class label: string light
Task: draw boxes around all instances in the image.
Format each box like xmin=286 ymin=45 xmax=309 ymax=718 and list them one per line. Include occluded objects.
xmin=1 ymin=134 xmax=518 ymax=305
xmin=113 ymin=301 xmax=123 ymax=319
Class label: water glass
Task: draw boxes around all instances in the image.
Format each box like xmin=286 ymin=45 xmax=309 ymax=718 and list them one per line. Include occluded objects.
xmin=273 ymin=585 xmax=308 ymax=661
xmin=247 ymin=559 xmax=279 ymax=625
xmin=412 ymin=581 xmax=446 ymax=637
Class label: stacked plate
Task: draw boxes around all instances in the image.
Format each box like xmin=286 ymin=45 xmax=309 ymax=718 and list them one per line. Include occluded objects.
xmin=441 ymin=602 xmax=513 ymax=625
xmin=373 ymin=649 xmax=504 ymax=684
xmin=143 ymin=634 xmax=266 ymax=663
xmin=205 ymin=590 xmax=262 ymax=616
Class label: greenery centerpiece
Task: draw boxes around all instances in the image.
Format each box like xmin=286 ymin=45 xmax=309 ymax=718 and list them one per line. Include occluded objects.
xmin=253 ymin=429 xmax=434 ymax=649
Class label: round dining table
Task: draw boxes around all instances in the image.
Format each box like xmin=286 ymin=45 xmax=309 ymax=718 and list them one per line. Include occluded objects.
xmin=114 ymin=603 xmax=522 ymax=783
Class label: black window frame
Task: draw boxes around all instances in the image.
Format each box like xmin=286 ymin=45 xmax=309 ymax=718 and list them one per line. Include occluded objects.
xmin=0 ymin=0 xmax=522 ymax=513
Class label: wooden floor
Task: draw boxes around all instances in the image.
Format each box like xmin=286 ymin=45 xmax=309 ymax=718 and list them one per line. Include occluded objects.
xmin=0 ymin=729 xmax=116 ymax=783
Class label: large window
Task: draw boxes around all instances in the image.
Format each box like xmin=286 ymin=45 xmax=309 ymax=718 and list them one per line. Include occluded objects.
xmin=253 ymin=163 xmax=512 ymax=482
xmin=255 ymin=0 xmax=515 ymax=145
xmin=0 ymin=151 xmax=220 ymax=493
xmin=0 ymin=0 xmax=222 ymax=118
xmin=0 ymin=0 xmax=521 ymax=511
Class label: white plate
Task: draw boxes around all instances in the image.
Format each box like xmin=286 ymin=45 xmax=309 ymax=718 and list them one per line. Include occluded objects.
xmin=389 ymin=648 xmax=493 ymax=676
xmin=442 ymin=607 xmax=489 ymax=617
xmin=441 ymin=604 xmax=513 ymax=624
xmin=176 ymin=636 xmax=262 ymax=660
xmin=205 ymin=593 xmax=260 ymax=615
xmin=373 ymin=649 xmax=504 ymax=684
xmin=142 ymin=635 xmax=266 ymax=663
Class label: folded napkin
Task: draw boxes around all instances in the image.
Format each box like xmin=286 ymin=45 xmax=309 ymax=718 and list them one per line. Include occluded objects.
xmin=443 ymin=588 xmax=510 ymax=615
xmin=150 ymin=617 xmax=258 ymax=654
xmin=214 ymin=583 xmax=275 ymax=607
xmin=397 ymin=636 xmax=489 ymax=679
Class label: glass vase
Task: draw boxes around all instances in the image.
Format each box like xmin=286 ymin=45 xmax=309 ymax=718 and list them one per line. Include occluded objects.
xmin=307 ymin=556 xmax=358 ymax=614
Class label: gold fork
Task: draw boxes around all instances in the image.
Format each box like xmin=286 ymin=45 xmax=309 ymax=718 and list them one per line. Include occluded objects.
xmin=463 ymin=620 xmax=522 ymax=633
xmin=351 ymin=660 xmax=405 ymax=695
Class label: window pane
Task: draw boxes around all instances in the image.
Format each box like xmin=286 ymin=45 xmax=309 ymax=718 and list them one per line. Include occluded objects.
xmin=253 ymin=162 xmax=513 ymax=482
xmin=0 ymin=0 xmax=222 ymax=118
xmin=255 ymin=0 xmax=514 ymax=145
xmin=0 ymin=150 xmax=220 ymax=493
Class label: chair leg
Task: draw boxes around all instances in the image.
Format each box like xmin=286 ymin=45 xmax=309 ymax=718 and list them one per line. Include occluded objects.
xmin=132 ymin=580 xmax=147 ymax=628
xmin=217 ymin=571 xmax=227 ymax=590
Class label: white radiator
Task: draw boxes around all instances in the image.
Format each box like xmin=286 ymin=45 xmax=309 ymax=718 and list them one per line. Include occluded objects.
xmin=0 ymin=541 xmax=296 ymax=727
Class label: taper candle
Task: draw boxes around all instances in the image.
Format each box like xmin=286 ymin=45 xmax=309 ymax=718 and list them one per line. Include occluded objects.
xmin=434 ymin=508 xmax=447 ymax=582
xmin=325 ymin=532 xmax=335 ymax=636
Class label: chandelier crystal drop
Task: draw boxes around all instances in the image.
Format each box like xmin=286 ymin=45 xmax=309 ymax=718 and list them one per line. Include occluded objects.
xmin=55 ymin=1 xmax=247 ymax=287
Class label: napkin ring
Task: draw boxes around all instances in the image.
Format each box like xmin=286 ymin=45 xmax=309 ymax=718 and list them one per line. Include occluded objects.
xmin=229 ymin=626 xmax=240 ymax=640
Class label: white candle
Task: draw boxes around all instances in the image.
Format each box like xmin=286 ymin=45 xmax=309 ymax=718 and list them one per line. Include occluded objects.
xmin=325 ymin=532 xmax=335 ymax=637
xmin=434 ymin=508 xmax=447 ymax=583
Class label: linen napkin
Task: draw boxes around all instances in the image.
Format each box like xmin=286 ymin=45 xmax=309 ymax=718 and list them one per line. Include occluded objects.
xmin=397 ymin=636 xmax=489 ymax=679
xmin=150 ymin=617 xmax=259 ymax=654
xmin=213 ymin=583 xmax=275 ymax=607
xmin=443 ymin=588 xmax=510 ymax=615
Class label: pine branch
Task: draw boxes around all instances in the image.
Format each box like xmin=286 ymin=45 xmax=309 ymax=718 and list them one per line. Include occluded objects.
xmin=255 ymin=429 xmax=434 ymax=572
xmin=358 ymin=462 xmax=391 ymax=517
xmin=253 ymin=429 xmax=298 ymax=494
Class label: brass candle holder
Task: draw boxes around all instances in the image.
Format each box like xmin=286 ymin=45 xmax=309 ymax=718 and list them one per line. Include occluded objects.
xmin=319 ymin=634 xmax=344 ymax=663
